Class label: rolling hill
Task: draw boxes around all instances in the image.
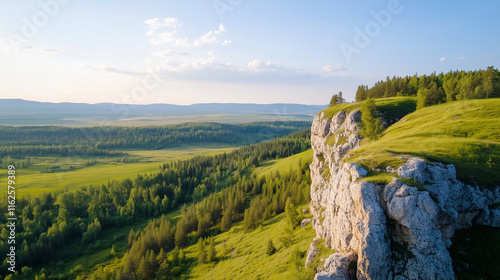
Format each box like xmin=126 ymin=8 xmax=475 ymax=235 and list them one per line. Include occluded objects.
xmin=0 ymin=99 xmax=326 ymax=126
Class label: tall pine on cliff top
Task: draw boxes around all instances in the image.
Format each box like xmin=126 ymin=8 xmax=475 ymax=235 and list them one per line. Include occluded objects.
xmin=361 ymin=98 xmax=383 ymax=140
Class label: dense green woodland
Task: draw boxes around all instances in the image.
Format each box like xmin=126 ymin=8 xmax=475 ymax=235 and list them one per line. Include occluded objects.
xmin=0 ymin=122 xmax=310 ymax=158
xmin=0 ymin=129 xmax=311 ymax=279
xmin=355 ymin=66 xmax=500 ymax=108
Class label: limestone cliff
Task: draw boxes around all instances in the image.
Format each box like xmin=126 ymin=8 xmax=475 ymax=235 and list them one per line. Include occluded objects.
xmin=307 ymin=110 xmax=500 ymax=280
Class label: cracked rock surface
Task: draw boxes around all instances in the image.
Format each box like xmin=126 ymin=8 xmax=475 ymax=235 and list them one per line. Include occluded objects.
xmin=308 ymin=111 xmax=500 ymax=280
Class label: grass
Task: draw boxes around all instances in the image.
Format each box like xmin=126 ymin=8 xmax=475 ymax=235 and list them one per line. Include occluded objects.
xmin=186 ymin=203 xmax=315 ymax=280
xmin=362 ymin=173 xmax=397 ymax=185
xmin=348 ymin=99 xmax=500 ymax=187
xmin=320 ymin=97 xmax=417 ymax=121
xmin=362 ymin=172 xmax=426 ymax=191
xmin=79 ymin=203 xmax=316 ymax=280
xmin=0 ymin=144 xmax=237 ymax=197
xmin=325 ymin=132 xmax=348 ymax=147
xmin=253 ymin=149 xmax=313 ymax=177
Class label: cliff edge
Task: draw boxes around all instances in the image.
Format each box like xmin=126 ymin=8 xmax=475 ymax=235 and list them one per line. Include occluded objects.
xmin=307 ymin=109 xmax=500 ymax=280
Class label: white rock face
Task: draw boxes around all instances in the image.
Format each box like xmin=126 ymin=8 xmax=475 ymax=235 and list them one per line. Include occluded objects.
xmin=308 ymin=110 xmax=500 ymax=280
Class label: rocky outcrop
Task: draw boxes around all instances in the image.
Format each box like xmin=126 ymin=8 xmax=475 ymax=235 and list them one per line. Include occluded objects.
xmin=308 ymin=110 xmax=500 ymax=280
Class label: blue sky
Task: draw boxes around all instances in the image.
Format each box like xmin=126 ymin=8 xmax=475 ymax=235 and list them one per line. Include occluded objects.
xmin=0 ymin=0 xmax=499 ymax=105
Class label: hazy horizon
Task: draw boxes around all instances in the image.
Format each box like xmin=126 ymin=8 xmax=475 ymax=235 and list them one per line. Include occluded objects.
xmin=0 ymin=97 xmax=328 ymax=106
xmin=1 ymin=1 xmax=499 ymax=105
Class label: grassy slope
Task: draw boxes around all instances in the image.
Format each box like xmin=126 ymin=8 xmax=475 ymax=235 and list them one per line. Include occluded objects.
xmin=253 ymin=149 xmax=313 ymax=177
xmin=186 ymin=150 xmax=315 ymax=279
xmin=0 ymin=144 xmax=237 ymax=197
xmin=347 ymin=99 xmax=500 ymax=187
xmin=186 ymin=204 xmax=314 ymax=280
xmin=320 ymin=97 xmax=417 ymax=121
xmin=61 ymin=150 xmax=316 ymax=280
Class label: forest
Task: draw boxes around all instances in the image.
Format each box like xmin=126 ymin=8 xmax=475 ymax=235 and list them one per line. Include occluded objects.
xmin=0 ymin=128 xmax=312 ymax=279
xmin=354 ymin=66 xmax=500 ymax=109
xmin=0 ymin=122 xmax=311 ymax=158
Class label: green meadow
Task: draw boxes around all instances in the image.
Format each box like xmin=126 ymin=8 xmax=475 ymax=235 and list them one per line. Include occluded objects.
xmin=254 ymin=149 xmax=313 ymax=178
xmin=1 ymin=144 xmax=237 ymax=197
xmin=346 ymin=99 xmax=500 ymax=187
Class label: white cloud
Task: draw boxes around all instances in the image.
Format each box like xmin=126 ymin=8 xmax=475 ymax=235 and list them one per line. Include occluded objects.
xmin=82 ymin=65 xmax=143 ymax=76
xmin=142 ymin=18 xmax=318 ymax=85
xmin=193 ymin=23 xmax=227 ymax=47
xmin=145 ymin=17 xmax=181 ymax=30
xmin=439 ymin=57 xmax=446 ymax=62
xmin=145 ymin=17 xmax=188 ymax=46
xmin=145 ymin=18 xmax=230 ymax=47
xmin=460 ymin=56 xmax=466 ymax=60
xmin=2 ymin=42 xmax=62 ymax=55
xmin=148 ymin=55 xmax=318 ymax=84
xmin=147 ymin=29 xmax=190 ymax=47
xmin=153 ymin=50 xmax=190 ymax=58
xmin=323 ymin=64 xmax=346 ymax=72
xmin=247 ymin=59 xmax=285 ymax=72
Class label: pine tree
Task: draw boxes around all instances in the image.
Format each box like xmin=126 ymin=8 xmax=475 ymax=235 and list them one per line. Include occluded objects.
xmin=197 ymin=238 xmax=206 ymax=264
xmin=220 ymin=205 xmax=232 ymax=232
xmin=360 ymin=98 xmax=384 ymax=140
xmin=336 ymin=91 xmax=345 ymax=104
xmin=138 ymin=254 xmax=154 ymax=279
xmin=266 ymin=239 xmax=276 ymax=255
xmin=243 ymin=208 xmax=254 ymax=231
xmin=175 ymin=220 xmax=187 ymax=248
xmin=207 ymin=236 xmax=216 ymax=263
xmin=285 ymin=198 xmax=299 ymax=229
xmin=329 ymin=94 xmax=338 ymax=107
xmin=197 ymin=212 xmax=211 ymax=238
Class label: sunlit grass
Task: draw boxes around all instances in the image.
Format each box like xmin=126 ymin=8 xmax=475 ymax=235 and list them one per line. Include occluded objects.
xmin=320 ymin=97 xmax=417 ymax=121
xmin=186 ymin=203 xmax=315 ymax=280
xmin=1 ymin=144 xmax=237 ymax=197
xmin=253 ymin=149 xmax=312 ymax=177
xmin=349 ymin=99 xmax=500 ymax=187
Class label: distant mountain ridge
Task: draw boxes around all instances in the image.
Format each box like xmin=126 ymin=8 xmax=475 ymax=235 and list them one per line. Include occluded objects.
xmin=0 ymin=99 xmax=326 ymax=126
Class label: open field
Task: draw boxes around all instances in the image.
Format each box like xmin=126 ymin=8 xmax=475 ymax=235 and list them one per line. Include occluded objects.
xmin=0 ymin=100 xmax=322 ymax=126
xmin=348 ymin=99 xmax=500 ymax=187
xmin=96 ymin=114 xmax=315 ymax=126
xmin=254 ymin=149 xmax=313 ymax=178
xmin=0 ymin=144 xmax=238 ymax=197
xmin=0 ymin=114 xmax=315 ymax=126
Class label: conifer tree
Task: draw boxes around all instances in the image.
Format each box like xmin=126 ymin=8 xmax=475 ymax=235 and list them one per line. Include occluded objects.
xmin=207 ymin=237 xmax=216 ymax=263
xmin=197 ymin=238 xmax=206 ymax=264
xmin=220 ymin=205 xmax=232 ymax=232
xmin=285 ymin=198 xmax=299 ymax=229
xmin=266 ymin=240 xmax=276 ymax=255
xmin=360 ymin=98 xmax=383 ymax=140
xmin=175 ymin=220 xmax=187 ymax=248
xmin=329 ymin=94 xmax=338 ymax=107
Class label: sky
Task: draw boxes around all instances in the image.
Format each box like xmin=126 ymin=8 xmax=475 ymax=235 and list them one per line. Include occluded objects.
xmin=0 ymin=0 xmax=499 ymax=105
